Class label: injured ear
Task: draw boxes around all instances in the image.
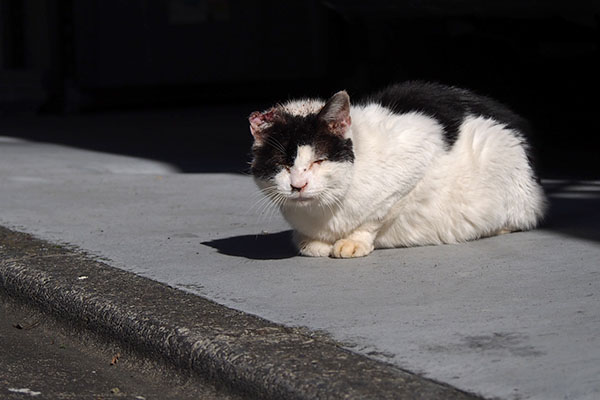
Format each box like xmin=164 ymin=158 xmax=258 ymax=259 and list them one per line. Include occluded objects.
xmin=249 ymin=108 xmax=279 ymax=145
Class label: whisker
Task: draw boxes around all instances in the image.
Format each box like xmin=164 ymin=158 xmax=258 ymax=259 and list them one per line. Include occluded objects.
xmin=252 ymin=188 xmax=281 ymax=216
xmin=248 ymin=194 xmax=274 ymax=215
xmin=270 ymin=137 xmax=287 ymax=153
xmin=322 ymin=193 xmax=335 ymax=216
xmin=246 ymin=187 xmax=279 ymax=214
xmin=265 ymin=137 xmax=286 ymax=154
xmin=270 ymin=193 xmax=287 ymax=220
xmin=322 ymin=191 xmax=343 ymax=214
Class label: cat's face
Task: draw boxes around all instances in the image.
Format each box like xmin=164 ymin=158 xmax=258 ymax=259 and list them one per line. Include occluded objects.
xmin=249 ymin=91 xmax=355 ymax=208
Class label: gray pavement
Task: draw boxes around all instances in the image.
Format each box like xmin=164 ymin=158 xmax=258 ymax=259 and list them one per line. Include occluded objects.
xmin=0 ymin=135 xmax=599 ymax=399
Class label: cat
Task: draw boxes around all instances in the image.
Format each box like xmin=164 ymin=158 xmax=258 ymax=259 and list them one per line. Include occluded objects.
xmin=248 ymin=81 xmax=547 ymax=258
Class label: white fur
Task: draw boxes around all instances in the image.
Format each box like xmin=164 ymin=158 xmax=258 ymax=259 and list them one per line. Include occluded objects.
xmin=256 ymin=101 xmax=547 ymax=258
xmin=281 ymin=99 xmax=325 ymax=116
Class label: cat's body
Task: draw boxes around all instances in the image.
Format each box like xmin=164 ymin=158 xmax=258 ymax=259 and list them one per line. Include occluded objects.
xmin=249 ymin=82 xmax=546 ymax=258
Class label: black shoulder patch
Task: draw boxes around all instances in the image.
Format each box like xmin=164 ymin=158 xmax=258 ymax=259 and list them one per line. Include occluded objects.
xmin=366 ymin=81 xmax=538 ymax=178
xmin=366 ymin=81 xmax=531 ymax=147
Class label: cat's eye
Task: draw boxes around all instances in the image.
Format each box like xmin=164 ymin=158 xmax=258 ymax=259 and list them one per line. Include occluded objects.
xmin=312 ymin=159 xmax=326 ymax=166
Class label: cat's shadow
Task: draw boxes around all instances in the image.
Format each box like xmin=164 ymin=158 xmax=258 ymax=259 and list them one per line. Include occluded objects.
xmin=202 ymin=230 xmax=298 ymax=260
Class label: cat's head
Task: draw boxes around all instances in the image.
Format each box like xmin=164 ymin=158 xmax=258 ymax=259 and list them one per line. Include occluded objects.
xmin=249 ymin=91 xmax=355 ymax=207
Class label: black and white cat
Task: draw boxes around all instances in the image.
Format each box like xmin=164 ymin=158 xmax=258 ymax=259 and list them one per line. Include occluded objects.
xmin=249 ymin=82 xmax=546 ymax=258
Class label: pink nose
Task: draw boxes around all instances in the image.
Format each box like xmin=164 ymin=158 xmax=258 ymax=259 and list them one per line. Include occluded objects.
xmin=290 ymin=182 xmax=308 ymax=192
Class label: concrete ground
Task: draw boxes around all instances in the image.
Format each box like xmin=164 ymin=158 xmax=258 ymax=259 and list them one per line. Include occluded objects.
xmin=0 ymin=122 xmax=599 ymax=399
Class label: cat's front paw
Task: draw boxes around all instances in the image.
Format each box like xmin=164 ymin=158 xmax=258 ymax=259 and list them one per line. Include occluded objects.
xmin=332 ymin=239 xmax=374 ymax=258
xmin=298 ymin=240 xmax=333 ymax=257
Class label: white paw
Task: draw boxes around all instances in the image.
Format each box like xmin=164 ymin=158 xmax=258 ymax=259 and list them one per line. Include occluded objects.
xmin=299 ymin=240 xmax=333 ymax=257
xmin=331 ymin=239 xmax=374 ymax=258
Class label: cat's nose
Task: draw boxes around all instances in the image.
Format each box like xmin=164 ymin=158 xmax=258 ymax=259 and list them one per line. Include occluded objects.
xmin=290 ymin=182 xmax=308 ymax=192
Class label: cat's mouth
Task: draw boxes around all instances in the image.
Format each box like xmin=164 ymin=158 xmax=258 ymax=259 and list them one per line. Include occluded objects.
xmin=288 ymin=193 xmax=318 ymax=204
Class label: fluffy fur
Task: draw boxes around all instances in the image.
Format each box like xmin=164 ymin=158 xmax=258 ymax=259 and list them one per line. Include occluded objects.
xmin=249 ymin=82 xmax=546 ymax=258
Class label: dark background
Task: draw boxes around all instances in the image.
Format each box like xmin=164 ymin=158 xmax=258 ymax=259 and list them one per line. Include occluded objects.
xmin=1 ymin=0 xmax=599 ymax=178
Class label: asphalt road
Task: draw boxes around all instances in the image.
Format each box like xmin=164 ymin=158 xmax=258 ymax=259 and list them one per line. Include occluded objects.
xmin=0 ymin=293 xmax=247 ymax=400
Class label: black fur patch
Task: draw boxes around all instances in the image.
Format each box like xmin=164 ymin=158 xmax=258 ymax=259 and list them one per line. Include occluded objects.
xmin=367 ymin=81 xmax=531 ymax=146
xmin=251 ymin=112 xmax=354 ymax=179
xmin=366 ymin=81 xmax=538 ymax=178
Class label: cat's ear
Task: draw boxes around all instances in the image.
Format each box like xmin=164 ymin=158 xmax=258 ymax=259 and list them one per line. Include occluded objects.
xmin=318 ymin=90 xmax=351 ymax=137
xmin=248 ymin=108 xmax=278 ymax=145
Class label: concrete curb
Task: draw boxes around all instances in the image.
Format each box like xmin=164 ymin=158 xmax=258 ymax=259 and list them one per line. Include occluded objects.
xmin=0 ymin=226 xmax=484 ymax=400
